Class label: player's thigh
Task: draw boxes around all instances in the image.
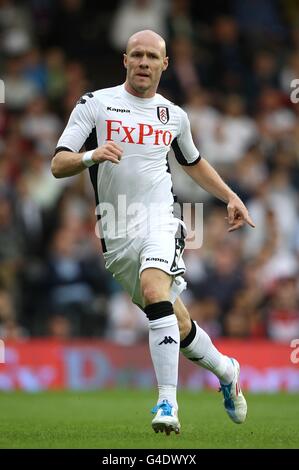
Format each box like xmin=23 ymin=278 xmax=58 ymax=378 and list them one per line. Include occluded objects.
xmin=103 ymin=245 xmax=140 ymax=302
xmin=139 ymin=226 xmax=186 ymax=278
xmin=139 ymin=224 xmax=187 ymax=305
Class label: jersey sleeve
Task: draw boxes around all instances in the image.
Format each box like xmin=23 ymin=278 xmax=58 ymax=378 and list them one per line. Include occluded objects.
xmin=55 ymin=92 xmax=97 ymax=154
xmin=172 ymin=107 xmax=201 ymax=166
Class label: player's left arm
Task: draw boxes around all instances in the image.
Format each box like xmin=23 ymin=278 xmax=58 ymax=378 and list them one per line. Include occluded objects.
xmin=174 ymin=107 xmax=255 ymax=232
xmin=183 ymin=158 xmax=255 ymax=232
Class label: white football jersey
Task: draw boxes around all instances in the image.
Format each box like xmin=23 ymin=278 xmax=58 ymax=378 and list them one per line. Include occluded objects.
xmin=56 ymin=84 xmax=200 ymax=252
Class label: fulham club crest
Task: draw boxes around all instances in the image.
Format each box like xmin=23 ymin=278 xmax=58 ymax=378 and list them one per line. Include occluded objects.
xmin=157 ymin=106 xmax=169 ymax=124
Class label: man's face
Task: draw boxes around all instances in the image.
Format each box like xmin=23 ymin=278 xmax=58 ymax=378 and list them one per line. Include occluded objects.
xmin=124 ymin=37 xmax=168 ymax=98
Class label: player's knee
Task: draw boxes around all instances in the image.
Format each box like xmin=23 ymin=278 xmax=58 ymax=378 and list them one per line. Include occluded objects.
xmin=142 ymin=285 xmax=168 ymax=305
xmin=141 ymin=269 xmax=171 ymax=305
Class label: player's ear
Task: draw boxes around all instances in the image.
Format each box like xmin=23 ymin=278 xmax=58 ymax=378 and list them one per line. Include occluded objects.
xmin=123 ymin=53 xmax=128 ymax=69
xmin=162 ymin=56 xmax=169 ymax=71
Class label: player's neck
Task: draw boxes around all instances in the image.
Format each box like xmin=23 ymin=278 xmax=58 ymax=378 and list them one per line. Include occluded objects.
xmin=124 ymin=81 xmax=156 ymax=99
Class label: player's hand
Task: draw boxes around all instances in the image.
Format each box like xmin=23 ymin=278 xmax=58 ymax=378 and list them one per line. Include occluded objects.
xmin=226 ymin=194 xmax=255 ymax=232
xmin=92 ymin=141 xmax=123 ymax=164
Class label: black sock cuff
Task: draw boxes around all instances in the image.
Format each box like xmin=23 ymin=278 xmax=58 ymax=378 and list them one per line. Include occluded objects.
xmin=180 ymin=319 xmax=197 ymax=348
xmin=144 ymin=301 xmax=174 ymax=321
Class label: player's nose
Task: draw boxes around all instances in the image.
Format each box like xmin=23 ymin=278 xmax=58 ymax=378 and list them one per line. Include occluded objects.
xmin=139 ymin=56 xmax=149 ymax=67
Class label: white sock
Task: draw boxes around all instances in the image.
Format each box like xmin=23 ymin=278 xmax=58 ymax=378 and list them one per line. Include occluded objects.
xmin=181 ymin=321 xmax=234 ymax=384
xmin=149 ymin=314 xmax=179 ymax=409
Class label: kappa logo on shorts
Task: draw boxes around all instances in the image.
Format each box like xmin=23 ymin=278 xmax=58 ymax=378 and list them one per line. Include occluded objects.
xmin=157 ymin=106 xmax=169 ymax=124
xmin=145 ymin=257 xmax=168 ymax=263
xmin=159 ymin=336 xmax=178 ymax=345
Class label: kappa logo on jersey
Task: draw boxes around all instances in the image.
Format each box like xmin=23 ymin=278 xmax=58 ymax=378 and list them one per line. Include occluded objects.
xmin=157 ymin=106 xmax=169 ymax=124
xmin=106 ymin=119 xmax=173 ymax=146
xmin=107 ymin=106 xmax=130 ymax=113
xmin=159 ymin=336 xmax=178 ymax=345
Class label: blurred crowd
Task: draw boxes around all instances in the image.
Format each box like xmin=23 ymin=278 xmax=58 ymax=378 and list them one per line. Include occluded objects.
xmin=0 ymin=0 xmax=298 ymax=344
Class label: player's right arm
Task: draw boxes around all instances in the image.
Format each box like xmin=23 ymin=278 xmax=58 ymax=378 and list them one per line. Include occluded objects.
xmin=51 ymin=93 xmax=123 ymax=178
xmin=51 ymin=142 xmax=123 ymax=178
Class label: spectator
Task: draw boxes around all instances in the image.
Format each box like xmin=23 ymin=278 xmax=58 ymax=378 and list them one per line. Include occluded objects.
xmin=110 ymin=0 xmax=168 ymax=52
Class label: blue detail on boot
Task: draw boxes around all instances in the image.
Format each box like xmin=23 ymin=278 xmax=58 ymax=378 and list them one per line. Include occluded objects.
xmin=151 ymin=399 xmax=173 ymax=416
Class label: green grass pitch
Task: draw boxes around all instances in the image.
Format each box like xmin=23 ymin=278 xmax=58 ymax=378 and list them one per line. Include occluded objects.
xmin=0 ymin=389 xmax=298 ymax=449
